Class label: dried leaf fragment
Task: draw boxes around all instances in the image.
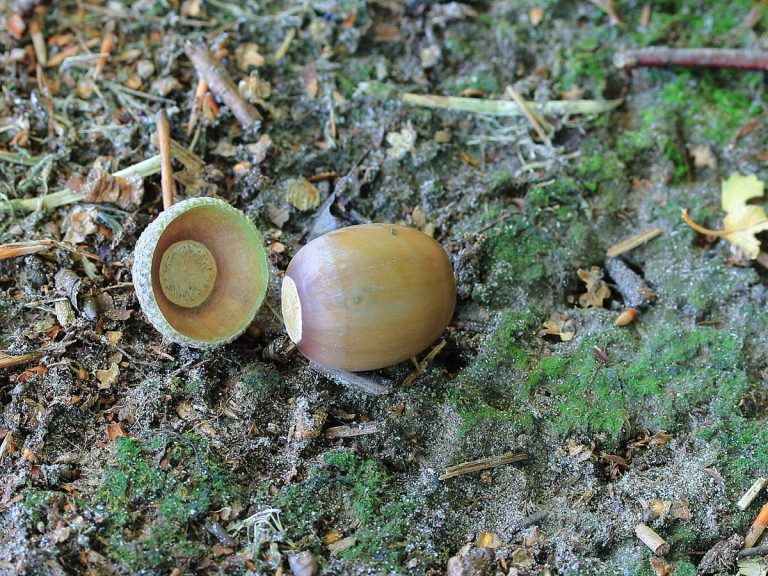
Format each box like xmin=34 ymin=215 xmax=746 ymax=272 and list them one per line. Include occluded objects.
xmin=95 ymin=363 xmax=119 ymax=389
xmin=540 ymin=312 xmax=575 ymax=341
xmin=69 ymin=162 xmax=144 ymax=210
xmin=683 ymin=173 xmax=768 ymax=259
xmin=286 ymin=178 xmax=321 ymax=211
xmin=577 ymin=266 xmax=611 ymax=308
xmin=386 ymin=124 xmax=417 ymax=160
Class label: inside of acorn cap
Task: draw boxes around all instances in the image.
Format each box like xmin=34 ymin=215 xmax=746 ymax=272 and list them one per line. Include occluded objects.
xmin=150 ymin=204 xmax=267 ymax=343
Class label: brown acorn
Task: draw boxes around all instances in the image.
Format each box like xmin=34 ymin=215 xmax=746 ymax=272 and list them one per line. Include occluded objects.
xmin=281 ymin=224 xmax=456 ymax=371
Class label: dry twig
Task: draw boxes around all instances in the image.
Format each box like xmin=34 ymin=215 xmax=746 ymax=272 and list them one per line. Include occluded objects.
xmin=744 ymin=501 xmax=768 ymax=548
xmin=504 ymin=85 xmax=552 ymax=146
xmin=325 ymin=421 xmax=381 ymax=439
xmin=615 ymin=47 xmax=768 ymax=71
xmin=439 ymin=451 xmax=528 ymax=480
xmin=0 ymin=351 xmax=44 ymax=370
xmin=0 ymin=239 xmax=54 ymax=260
xmin=184 ymin=42 xmax=262 ymax=130
xmin=606 ymin=227 xmax=663 ymax=258
xmin=155 ymin=110 xmax=176 ymax=210
xmin=739 ymin=478 xmax=767 ymax=512
xmin=401 ymin=92 xmax=622 ymax=117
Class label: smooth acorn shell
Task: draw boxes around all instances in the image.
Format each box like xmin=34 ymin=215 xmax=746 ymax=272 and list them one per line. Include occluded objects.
xmin=281 ymin=224 xmax=456 ymax=371
xmin=133 ymin=197 xmax=269 ymax=348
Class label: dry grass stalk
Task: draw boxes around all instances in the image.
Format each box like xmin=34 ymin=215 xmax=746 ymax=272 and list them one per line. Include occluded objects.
xmin=401 ymin=92 xmax=622 ymax=117
xmin=155 ymin=110 xmax=176 ymax=210
xmin=635 ymin=523 xmax=670 ymax=555
xmin=439 ymin=451 xmax=528 ymax=480
xmin=504 ymin=85 xmax=552 ymax=146
xmin=0 ymin=239 xmax=54 ymax=260
xmin=606 ymin=227 xmax=663 ymax=257
xmin=324 ymin=421 xmax=381 ymax=439
xmin=738 ymin=478 xmax=767 ymax=512
xmin=0 ymin=351 xmax=44 ymax=370
xmin=184 ymin=42 xmax=262 ymax=130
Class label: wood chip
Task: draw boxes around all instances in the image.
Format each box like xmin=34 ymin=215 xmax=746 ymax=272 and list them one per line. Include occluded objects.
xmin=739 ymin=478 xmax=768 ymax=511
xmin=439 ymin=451 xmax=528 ymax=480
xmin=635 ymin=523 xmax=670 ymax=555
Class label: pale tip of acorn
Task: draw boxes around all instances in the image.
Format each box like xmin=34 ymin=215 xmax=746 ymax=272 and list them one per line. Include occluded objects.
xmin=281 ymin=275 xmax=303 ymax=344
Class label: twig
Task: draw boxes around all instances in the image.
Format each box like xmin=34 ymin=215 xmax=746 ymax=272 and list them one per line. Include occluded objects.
xmin=325 ymin=421 xmax=381 ymax=439
xmin=0 ymin=351 xmax=44 ymax=370
xmin=184 ymin=42 xmax=262 ymax=130
xmin=92 ymin=20 xmax=115 ymax=79
xmin=187 ymin=77 xmax=208 ymax=136
xmin=606 ymin=227 xmax=663 ymax=258
xmin=504 ymin=85 xmax=552 ymax=146
xmin=0 ymin=239 xmax=54 ymax=259
xmin=588 ymin=0 xmax=623 ymax=26
xmin=615 ymin=47 xmax=768 ymax=71
xmin=635 ymin=523 xmax=670 ymax=555
xmin=745 ymin=501 xmax=768 ymax=548
xmin=155 ymin=111 xmax=176 ymax=210
xmin=439 ymin=451 xmax=528 ymax=480
xmin=401 ymin=92 xmax=622 ymax=117
xmin=739 ymin=545 xmax=768 ymax=558
xmin=739 ymin=478 xmax=767 ymax=512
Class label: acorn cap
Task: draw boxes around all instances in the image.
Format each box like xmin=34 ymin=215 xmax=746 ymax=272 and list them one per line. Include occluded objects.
xmin=132 ymin=197 xmax=269 ymax=348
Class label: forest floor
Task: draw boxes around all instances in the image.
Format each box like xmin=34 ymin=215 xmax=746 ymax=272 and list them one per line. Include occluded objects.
xmin=2 ymin=1 xmax=768 ymax=575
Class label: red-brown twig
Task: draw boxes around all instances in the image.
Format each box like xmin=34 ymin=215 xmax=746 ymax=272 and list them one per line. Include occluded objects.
xmin=745 ymin=501 xmax=768 ymax=548
xmin=615 ymin=47 xmax=768 ymax=71
xmin=155 ymin=110 xmax=176 ymax=211
xmin=184 ymin=42 xmax=261 ymax=130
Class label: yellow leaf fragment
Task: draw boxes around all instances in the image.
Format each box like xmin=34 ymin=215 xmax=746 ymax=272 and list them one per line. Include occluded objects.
xmin=682 ymin=173 xmax=768 ymax=259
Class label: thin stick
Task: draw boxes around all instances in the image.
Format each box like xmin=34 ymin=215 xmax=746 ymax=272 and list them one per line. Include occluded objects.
xmin=739 ymin=545 xmax=768 ymax=558
xmin=745 ymin=501 xmax=768 ymax=548
xmin=504 ymin=85 xmax=552 ymax=146
xmin=184 ymin=42 xmax=262 ymax=130
xmin=187 ymin=77 xmax=208 ymax=136
xmin=606 ymin=227 xmax=663 ymax=257
xmin=635 ymin=523 xmax=670 ymax=555
xmin=325 ymin=421 xmax=381 ymax=439
xmin=439 ymin=451 xmax=528 ymax=480
xmin=402 ymin=92 xmax=622 ymax=117
xmin=92 ymin=20 xmax=115 ymax=79
xmin=0 ymin=239 xmax=54 ymax=260
xmin=0 ymin=351 xmax=44 ymax=370
xmin=615 ymin=47 xmax=768 ymax=71
xmin=739 ymin=478 xmax=767 ymax=512
xmin=155 ymin=111 xmax=176 ymax=210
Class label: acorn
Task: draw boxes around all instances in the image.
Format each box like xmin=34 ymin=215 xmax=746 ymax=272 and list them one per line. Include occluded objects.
xmin=281 ymin=224 xmax=456 ymax=371
xmin=132 ymin=197 xmax=269 ymax=348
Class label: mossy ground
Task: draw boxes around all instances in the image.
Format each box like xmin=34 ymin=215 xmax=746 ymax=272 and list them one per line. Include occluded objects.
xmin=2 ymin=0 xmax=768 ymax=574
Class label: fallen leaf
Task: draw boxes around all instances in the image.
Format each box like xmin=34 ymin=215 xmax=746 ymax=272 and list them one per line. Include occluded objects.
xmin=540 ymin=312 xmax=575 ymax=341
xmin=683 ymin=173 xmax=768 ymax=259
xmin=95 ymin=363 xmax=119 ymax=389
xmin=235 ymin=43 xmax=265 ymax=70
xmin=106 ymin=422 xmax=128 ymax=441
xmin=64 ymin=207 xmax=99 ymax=244
xmin=577 ymin=266 xmax=611 ymax=308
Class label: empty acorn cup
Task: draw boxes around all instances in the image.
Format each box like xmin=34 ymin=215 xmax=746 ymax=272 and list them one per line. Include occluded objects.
xmin=132 ymin=197 xmax=269 ymax=348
